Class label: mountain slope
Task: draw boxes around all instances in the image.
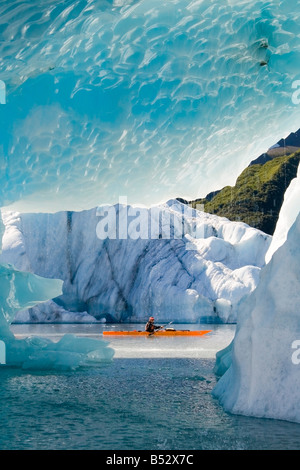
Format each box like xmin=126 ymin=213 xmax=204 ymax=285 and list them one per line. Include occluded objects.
xmin=189 ymin=151 xmax=300 ymax=235
xmin=249 ymin=128 xmax=300 ymax=166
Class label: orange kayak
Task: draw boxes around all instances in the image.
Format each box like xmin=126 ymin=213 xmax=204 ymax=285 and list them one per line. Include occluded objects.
xmin=103 ymin=329 xmax=212 ymax=337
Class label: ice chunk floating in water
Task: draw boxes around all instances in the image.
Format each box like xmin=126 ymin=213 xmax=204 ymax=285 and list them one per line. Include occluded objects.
xmin=0 ymin=212 xmax=114 ymax=370
xmin=0 ymin=260 xmax=114 ymax=370
xmin=0 ymin=0 xmax=300 ymax=211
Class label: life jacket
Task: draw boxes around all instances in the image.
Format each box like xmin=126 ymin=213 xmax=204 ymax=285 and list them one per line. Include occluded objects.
xmin=145 ymin=321 xmax=155 ymax=332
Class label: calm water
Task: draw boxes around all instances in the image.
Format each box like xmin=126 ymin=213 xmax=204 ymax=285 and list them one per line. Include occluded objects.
xmin=1 ymin=323 xmax=299 ymax=450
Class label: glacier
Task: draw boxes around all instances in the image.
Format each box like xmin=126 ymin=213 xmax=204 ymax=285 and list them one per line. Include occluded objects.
xmin=0 ymin=212 xmax=114 ymax=369
xmin=265 ymin=163 xmax=300 ymax=263
xmin=213 ymin=169 xmax=300 ymax=423
xmin=0 ymin=0 xmax=298 ymax=415
xmin=0 ymin=201 xmax=271 ymax=324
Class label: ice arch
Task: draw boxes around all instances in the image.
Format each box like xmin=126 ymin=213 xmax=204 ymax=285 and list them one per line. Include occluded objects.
xmin=0 ymin=0 xmax=299 ymax=374
xmin=0 ymin=0 xmax=300 ymax=211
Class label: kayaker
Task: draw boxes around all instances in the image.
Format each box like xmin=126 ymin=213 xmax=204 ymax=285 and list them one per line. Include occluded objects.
xmin=145 ymin=316 xmax=161 ymax=333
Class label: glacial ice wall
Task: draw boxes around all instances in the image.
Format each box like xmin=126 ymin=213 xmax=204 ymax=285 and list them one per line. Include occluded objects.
xmin=0 ymin=213 xmax=114 ymax=369
xmin=0 ymin=201 xmax=271 ymax=323
xmin=0 ymin=210 xmax=114 ymax=369
xmin=0 ymin=212 xmax=61 ymax=333
xmin=1 ymin=0 xmax=300 ymax=211
xmin=213 ymin=170 xmax=300 ymax=423
xmin=265 ymin=163 xmax=300 ymax=263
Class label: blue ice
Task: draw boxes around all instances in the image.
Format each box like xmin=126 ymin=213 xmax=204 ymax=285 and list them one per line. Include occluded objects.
xmin=0 ymin=0 xmax=299 ymax=371
xmin=0 ymin=0 xmax=299 ymax=211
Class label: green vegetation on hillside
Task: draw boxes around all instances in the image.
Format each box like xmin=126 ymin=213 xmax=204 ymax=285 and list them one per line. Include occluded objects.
xmin=189 ymin=151 xmax=300 ymax=235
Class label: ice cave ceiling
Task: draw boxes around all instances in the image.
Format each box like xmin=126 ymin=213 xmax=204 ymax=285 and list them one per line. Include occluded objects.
xmin=0 ymin=0 xmax=299 ymax=212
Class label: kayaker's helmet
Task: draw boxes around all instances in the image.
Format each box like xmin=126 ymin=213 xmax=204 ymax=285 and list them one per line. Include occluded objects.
xmin=149 ymin=316 xmax=155 ymax=322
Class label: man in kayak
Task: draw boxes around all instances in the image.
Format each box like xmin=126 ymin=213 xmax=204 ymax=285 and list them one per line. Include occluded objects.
xmin=145 ymin=316 xmax=162 ymax=333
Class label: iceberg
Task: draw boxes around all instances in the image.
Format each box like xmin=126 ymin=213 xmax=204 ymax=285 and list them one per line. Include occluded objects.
xmin=265 ymin=164 xmax=300 ymax=263
xmin=213 ymin=170 xmax=300 ymax=423
xmin=0 ymin=201 xmax=271 ymax=324
xmin=0 ymin=212 xmax=114 ymax=370
xmin=0 ymin=252 xmax=114 ymax=369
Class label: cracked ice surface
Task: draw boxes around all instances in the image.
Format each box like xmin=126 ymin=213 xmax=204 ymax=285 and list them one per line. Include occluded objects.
xmin=0 ymin=0 xmax=300 ymax=211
